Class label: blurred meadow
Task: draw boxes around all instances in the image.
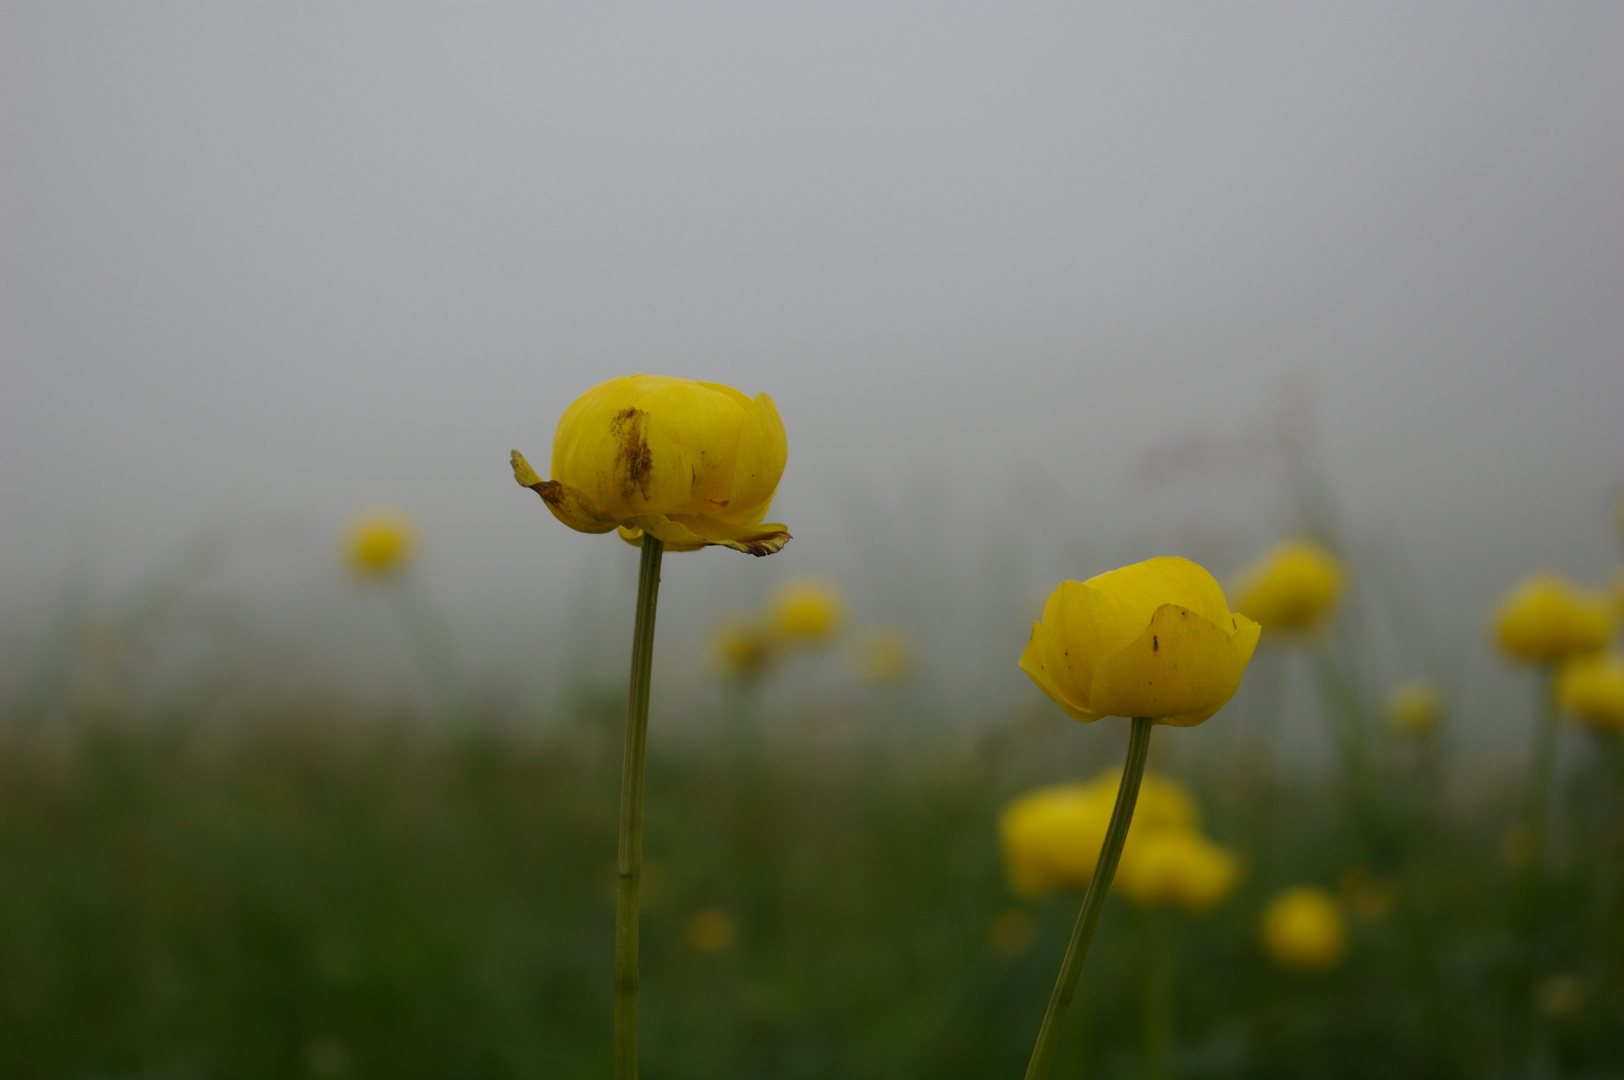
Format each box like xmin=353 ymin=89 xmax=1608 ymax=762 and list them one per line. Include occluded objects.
xmin=6 ymin=4 xmax=1624 ymax=1079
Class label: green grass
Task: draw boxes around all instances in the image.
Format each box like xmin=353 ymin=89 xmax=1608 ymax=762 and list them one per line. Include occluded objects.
xmin=0 ymin=691 xmax=1620 ymax=1079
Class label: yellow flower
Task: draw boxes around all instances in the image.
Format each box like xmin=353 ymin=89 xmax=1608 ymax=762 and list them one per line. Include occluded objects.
xmin=1608 ymin=566 xmax=1624 ymax=621
xmin=999 ymin=771 xmax=1200 ymax=897
xmin=683 ymin=907 xmax=736 ymax=952
xmin=1557 ymin=652 xmax=1624 ymax=735
xmin=1232 ymin=539 xmax=1347 ymax=634
xmin=511 ymin=375 xmax=790 ymax=556
xmin=1492 ymin=573 xmax=1613 ymax=664
xmin=769 ymin=577 xmax=846 ymax=644
xmin=712 ymin=616 xmax=775 ymax=681
xmin=1115 ymin=829 xmax=1240 ymax=912
xmin=1019 ymin=557 xmax=1261 ymax=726
xmin=344 ymin=510 xmax=416 ymax=580
xmin=854 ymin=628 xmax=916 ymax=684
xmin=1384 ymin=679 xmax=1443 ymax=737
xmin=1260 ymin=886 xmax=1347 ymax=973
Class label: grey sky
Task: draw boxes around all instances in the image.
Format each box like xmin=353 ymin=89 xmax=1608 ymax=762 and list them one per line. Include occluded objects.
xmin=3 ymin=4 xmax=1622 ymax=743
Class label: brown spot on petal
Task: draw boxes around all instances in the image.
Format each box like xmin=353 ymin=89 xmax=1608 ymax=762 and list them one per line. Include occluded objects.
xmin=610 ymin=407 xmax=654 ymax=501
xmin=536 ymin=480 xmax=566 ymax=507
xmin=1153 ymin=635 xmax=1159 ymax=652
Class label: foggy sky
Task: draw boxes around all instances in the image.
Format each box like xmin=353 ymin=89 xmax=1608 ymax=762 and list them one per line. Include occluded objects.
xmin=4 ymin=4 xmax=1623 ymax=747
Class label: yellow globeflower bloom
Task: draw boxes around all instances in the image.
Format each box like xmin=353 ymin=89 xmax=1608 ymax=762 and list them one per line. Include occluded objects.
xmin=1557 ymin=652 xmax=1624 ymax=735
xmin=1019 ymin=557 xmax=1261 ymax=726
xmin=712 ymin=616 xmax=774 ymax=681
xmin=1260 ymin=886 xmax=1347 ymax=973
xmin=1115 ymin=829 xmax=1239 ymax=913
xmin=999 ymin=772 xmax=1200 ymax=897
xmin=344 ymin=510 xmax=416 ymax=580
xmin=511 ymin=375 xmax=790 ymax=556
xmin=1492 ymin=574 xmax=1613 ymax=663
xmin=1232 ymin=539 xmax=1347 ymax=634
xmin=1384 ymin=679 xmax=1443 ymax=737
xmin=683 ymin=907 xmax=736 ymax=952
xmin=769 ymin=577 xmax=846 ymax=643
xmin=854 ymin=628 xmax=916 ymax=684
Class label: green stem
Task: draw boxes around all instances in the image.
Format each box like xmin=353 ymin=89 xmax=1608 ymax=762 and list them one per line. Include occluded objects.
xmin=1023 ymin=716 xmax=1154 ymax=1080
xmin=614 ymin=534 xmax=665 ymax=1080
xmin=1138 ymin=906 xmax=1173 ymax=1080
xmin=1511 ymin=668 xmax=1559 ymax=1071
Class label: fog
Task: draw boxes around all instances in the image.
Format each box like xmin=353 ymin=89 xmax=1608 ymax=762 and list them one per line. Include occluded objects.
xmin=4 ymin=4 xmax=1622 ymax=753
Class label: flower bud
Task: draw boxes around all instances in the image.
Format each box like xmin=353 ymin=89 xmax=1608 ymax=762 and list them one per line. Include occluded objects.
xmin=1557 ymin=652 xmax=1624 ymax=735
xmin=512 ymin=375 xmax=789 ymax=556
xmin=1020 ymin=557 xmax=1261 ymax=726
xmin=1492 ymin=574 xmax=1613 ymax=664
xmin=1232 ymin=539 xmax=1347 ymax=635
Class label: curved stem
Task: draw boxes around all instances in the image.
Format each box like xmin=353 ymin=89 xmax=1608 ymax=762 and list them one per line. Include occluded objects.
xmin=614 ymin=534 xmax=665 ymax=1080
xmin=1023 ymin=716 xmax=1154 ymax=1080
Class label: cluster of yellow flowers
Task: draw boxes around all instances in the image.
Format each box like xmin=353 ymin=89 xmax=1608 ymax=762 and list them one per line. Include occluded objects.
xmin=1001 ymin=772 xmax=1237 ymax=913
xmin=711 ymin=580 xmax=918 ymax=686
xmin=1494 ymin=572 xmax=1624 ymax=734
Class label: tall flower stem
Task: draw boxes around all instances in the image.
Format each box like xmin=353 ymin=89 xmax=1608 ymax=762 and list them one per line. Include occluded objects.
xmin=614 ymin=534 xmax=665 ymax=1080
xmin=1023 ymin=716 xmax=1154 ymax=1080
xmin=1510 ymin=668 xmax=1559 ymax=1070
xmin=1137 ymin=907 xmax=1173 ymax=1080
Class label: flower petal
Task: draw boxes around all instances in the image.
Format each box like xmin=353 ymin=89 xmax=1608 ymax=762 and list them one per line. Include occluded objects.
xmin=1087 ymin=556 xmax=1234 ymax=631
xmin=1089 ymin=604 xmax=1251 ymax=724
xmin=722 ymin=392 xmax=788 ymax=523
xmin=1020 ymin=622 xmax=1100 ymax=722
xmin=667 ymin=513 xmax=792 ymax=557
xmin=514 ymin=460 xmax=617 ymax=535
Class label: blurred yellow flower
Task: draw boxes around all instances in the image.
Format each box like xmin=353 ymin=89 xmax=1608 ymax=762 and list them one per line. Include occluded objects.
xmin=1557 ymin=652 xmax=1624 ymax=735
xmin=999 ymin=771 xmax=1200 ymax=897
xmin=1114 ymin=828 xmax=1239 ymax=913
xmin=1608 ymin=566 xmax=1624 ymax=620
xmin=712 ymin=616 xmax=775 ymax=681
xmin=854 ymin=628 xmax=916 ymax=684
xmin=1260 ymin=886 xmax=1347 ymax=973
xmin=683 ymin=907 xmax=736 ymax=952
xmin=344 ymin=510 xmax=416 ymax=580
xmin=987 ymin=908 xmax=1039 ymax=956
xmin=1384 ymin=679 xmax=1443 ymax=737
xmin=1232 ymin=539 xmax=1347 ymax=634
xmin=1338 ymin=868 xmax=1398 ymax=922
xmin=511 ymin=375 xmax=790 ymax=556
xmin=1492 ymin=574 xmax=1613 ymax=664
xmin=1019 ymin=556 xmax=1261 ymax=726
xmin=769 ymin=578 xmax=846 ymax=644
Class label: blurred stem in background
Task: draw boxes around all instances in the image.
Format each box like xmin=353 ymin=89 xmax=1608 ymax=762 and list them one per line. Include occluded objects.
xmin=1310 ymin=643 xmax=1389 ymax=863
xmin=389 ymin=577 xmax=463 ymax=713
xmin=614 ymin=534 xmax=664 ymax=1080
xmin=1510 ymin=669 xmax=1560 ymax=1075
xmin=1136 ymin=907 xmax=1173 ymax=1080
xmin=1023 ymin=717 xmax=1152 ymax=1080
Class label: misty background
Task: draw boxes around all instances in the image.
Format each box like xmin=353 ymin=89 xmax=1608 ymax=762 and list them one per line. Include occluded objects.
xmin=3 ymin=4 xmax=1622 ymax=762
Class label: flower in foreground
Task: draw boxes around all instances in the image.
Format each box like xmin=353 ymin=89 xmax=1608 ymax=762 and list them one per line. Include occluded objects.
xmin=1384 ymin=678 xmax=1443 ymax=737
xmin=768 ymin=577 xmax=846 ymax=643
xmin=1557 ymin=652 xmax=1624 ymax=735
xmin=1020 ymin=556 xmax=1262 ymax=726
xmin=1231 ymin=539 xmax=1347 ymax=635
xmin=344 ymin=509 xmax=416 ymax=580
xmin=511 ymin=374 xmax=790 ymax=556
xmin=1492 ymin=574 xmax=1613 ymax=664
xmin=1260 ymin=886 xmax=1347 ymax=973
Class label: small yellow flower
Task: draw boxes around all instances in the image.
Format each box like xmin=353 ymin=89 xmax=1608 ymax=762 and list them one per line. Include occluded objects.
xmin=1260 ymin=886 xmax=1347 ymax=973
xmin=1114 ymin=829 xmax=1239 ymax=913
xmin=683 ymin=907 xmax=736 ymax=952
xmin=999 ymin=771 xmax=1200 ymax=897
xmin=769 ymin=577 xmax=846 ymax=644
xmin=1384 ymin=679 xmax=1443 ymax=737
xmin=344 ymin=510 xmax=416 ymax=580
xmin=1492 ymin=573 xmax=1613 ymax=664
xmin=1232 ymin=539 xmax=1347 ymax=635
xmin=1557 ymin=652 xmax=1624 ymax=735
xmin=511 ymin=375 xmax=790 ymax=556
xmin=1019 ymin=557 xmax=1261 ymax=726
xmin=854 ymin=628 xmax=916 ymax=684
xmin=712 ymin=616 xmax=775 ymax=681
xmin=987 ymin=908 xmax=1039 ymax=956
